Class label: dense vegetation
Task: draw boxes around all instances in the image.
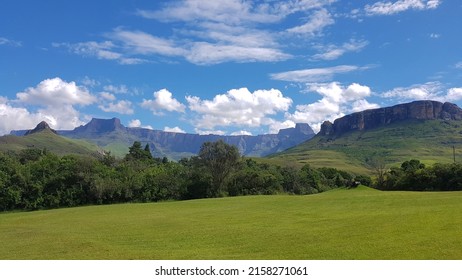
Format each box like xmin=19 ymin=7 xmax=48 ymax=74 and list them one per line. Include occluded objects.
xmin=0 ymin=140 xmax=359 ymax=211
xmin=375 ymin=159 xmax=462 ymax=191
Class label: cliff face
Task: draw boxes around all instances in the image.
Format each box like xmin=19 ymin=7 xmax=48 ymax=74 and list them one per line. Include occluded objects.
xmin=15 ymin=118 xmax=314 ymax=158
xmin=320 ymin=100 xmax=462 ymax=136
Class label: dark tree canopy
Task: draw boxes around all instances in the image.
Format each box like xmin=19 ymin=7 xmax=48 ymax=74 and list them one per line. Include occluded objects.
xmin=197 ymin=140 xmax=241 ymax=197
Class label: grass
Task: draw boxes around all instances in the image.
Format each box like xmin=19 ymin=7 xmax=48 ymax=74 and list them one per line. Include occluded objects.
xmin=0 ymin=130 xmax=100 ymax=156
xmin=269 ymin=119 xmax=462 ymax=174
xmin=1 ymin=187 xmax=462 ymax=260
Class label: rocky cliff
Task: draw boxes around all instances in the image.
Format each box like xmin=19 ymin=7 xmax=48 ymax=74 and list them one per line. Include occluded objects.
xmin=13 ymin=118 xmax=315 ymax=158
xmin=319 ymin=100 xmax=462 ymax=136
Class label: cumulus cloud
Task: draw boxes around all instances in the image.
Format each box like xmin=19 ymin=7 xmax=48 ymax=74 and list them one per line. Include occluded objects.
xmin=270 ymin=65 xmax=371 ymax=83
xmin=0 ymin=78 xmax=99 ymax=135
xmin=186 ymin=88 xmax=292 ymax=131
xmin=287 ymin=82 xmax=379 ymax=132
xmin=16 ymin=77 xmax=96 ymax=107
xmin=128 ymin=119 xmax=153 ymax=129
xmin=141 ymin=89 xmax=186 ymax=115
xmin=365 ymin=0 xmax=441 ymax=16
xmin=446 ymin=88 xmax=462 ymax=102
xmin=164 ymin=126 xmax=186 ymax=133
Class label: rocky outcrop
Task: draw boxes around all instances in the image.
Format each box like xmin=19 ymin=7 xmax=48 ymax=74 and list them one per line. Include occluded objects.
xmin=14 ymin=118 xmax=315 ymax=158
xmin=24 ymin=121 xmax=57 ymax=136
xmin=320 ymin=100 xmax=462 ymax=136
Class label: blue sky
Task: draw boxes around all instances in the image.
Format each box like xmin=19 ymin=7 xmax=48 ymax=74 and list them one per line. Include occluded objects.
xmin=1 ymin=0 xmax=462 ymax=136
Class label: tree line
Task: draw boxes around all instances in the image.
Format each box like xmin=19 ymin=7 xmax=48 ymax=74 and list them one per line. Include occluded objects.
xmin=374 ymin=159 xmax=462 ymax=191
xmin=0 ymin=140 xmax=362 ymax=211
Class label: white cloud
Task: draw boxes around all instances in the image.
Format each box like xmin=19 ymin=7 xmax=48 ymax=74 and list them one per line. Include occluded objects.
xmin=455 ymin=62 xmax=462 ymax=69
xmin=128 ymin=119 xmax=153 ymax=130
xmin=16 ymin=77 xmax=96 ymax=107
xmin=429 ymin=33 xmax=441 ymax=39
xmin=98 ymin=100 xmax=134 ymax=115
xmin=231 ymin=130 xmax=252 ymax=136
xmin=128 ymin=119 xmax=142 ymax=127
xmin=99 ymin=92 xmax=116 ymax=101
xmin=0 ymin=78 xmax=100 ymax=134
xmin=187 ymin=42 xmax=291 ymax=65
xmin=382 ymin=82 xmax=462 ymax=103
xmin=53 ymin=0 xmax=340 ymax=65
xmin=164 ymin=126 xmax=186 ymax=133
xmin=0 ymin=102 xmax=47 ymax=135
xmin=110 ymin=28 xmax=186 ymax=57
xmin=186 ymin=88 xmax=292 ymax=131
xmin=53 ymin=41 xmax=147 ymax=65
xmin=270 ymin=65 xmax=371 ymax=83
xmin=287 ymin=82 xmax=378 ymax=132
xmin=103 ymin=84 xmax=129 ymax=94
xmin=365 ymin=0 xmax=441 ymax=16
xmin=445 ymin=88 xmax=462 ymax=102
xmin=141 ymin=89 xmax=186 ymax=115
xmin=382 ymin=82 xmax=443 ymax=101
xmin=0 ymin=37 xmax=22 ymax=47
xmin=312 ymin=39 xmax=369 ymax=60
xmin=268 ymin=120 xmax=296 ymax=134
xmin=286 ymin=8 xmax=334 ymax=36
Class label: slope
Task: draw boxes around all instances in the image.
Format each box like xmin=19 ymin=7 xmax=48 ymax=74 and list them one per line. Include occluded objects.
xmin=270 ymin=119 xmax=462 ymax=174
xmin=0 ymin=129 xmax=101 ymax=156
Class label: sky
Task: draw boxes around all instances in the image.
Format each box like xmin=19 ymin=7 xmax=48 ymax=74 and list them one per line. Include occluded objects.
xmin=1 ymin=0 xmax=462 ymax=136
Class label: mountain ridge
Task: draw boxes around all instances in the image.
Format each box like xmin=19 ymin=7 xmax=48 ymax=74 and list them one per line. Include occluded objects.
xmin=268 ymin=100 xmax=462 ymax=174
xmin=320 ymin=100 xmax=462 ymax=137
xmin=11 ymin=118 xmax=315 ymax=159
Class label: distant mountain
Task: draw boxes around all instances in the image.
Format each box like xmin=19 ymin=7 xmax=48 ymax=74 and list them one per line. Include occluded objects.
xmin=319 ymin=100 xmax=462 ymax=137
xmin=11 ymin=118 xmax=315 ymax=159
xmin=1 ymin=123 xmax=101 ymax=156
xmin=269 ymin=100 xmax=462 ymax=174
xmin=24 ymin=121 xmax=58 ymax=136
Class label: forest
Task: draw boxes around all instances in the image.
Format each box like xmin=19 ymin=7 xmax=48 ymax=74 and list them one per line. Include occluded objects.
xmin=0 ymin=140 xmax=362 ymax=211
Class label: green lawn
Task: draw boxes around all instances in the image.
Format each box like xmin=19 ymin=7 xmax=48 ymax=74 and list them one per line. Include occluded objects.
xmin=1 ymin=187 xmax=461 ymax=259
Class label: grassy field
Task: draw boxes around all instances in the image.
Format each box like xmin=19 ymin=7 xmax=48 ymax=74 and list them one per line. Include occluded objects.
xmin=268 ymin=119 xmax=462 ymax=174
xmin=1 ymin=187 xmax=461 ymax=260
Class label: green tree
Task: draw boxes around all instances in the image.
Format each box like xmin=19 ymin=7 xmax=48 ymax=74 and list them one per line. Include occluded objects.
xmin=197 ymin=140 xmax=241 ymax=197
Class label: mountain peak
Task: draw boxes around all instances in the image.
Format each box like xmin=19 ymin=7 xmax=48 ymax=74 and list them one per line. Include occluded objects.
xmin=320 ymin=100 xmax=462 ymax=136
xmin=24 ymin=121 xmax=57 ymax=136
xmin=73 ymin=117 xmax=125 ymax=135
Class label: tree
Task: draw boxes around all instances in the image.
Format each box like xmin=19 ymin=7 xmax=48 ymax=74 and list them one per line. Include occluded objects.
xmin=197 ymin=140 xmax=241 ymax=197
xmin=125 ymin=141 xmax=153 ymax=162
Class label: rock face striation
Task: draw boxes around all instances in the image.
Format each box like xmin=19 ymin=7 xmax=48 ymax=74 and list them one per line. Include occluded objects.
xmin=319 ymin=100 xmax=462 ymax=137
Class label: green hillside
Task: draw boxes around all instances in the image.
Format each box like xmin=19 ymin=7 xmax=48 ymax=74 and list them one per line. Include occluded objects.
xmin=269 ymin=119 xmax=462 ymax=174
xmin=1 ymin=187 xmax=461 ymax=259
xmin=0 ymin=130 xmax=101 ymax=156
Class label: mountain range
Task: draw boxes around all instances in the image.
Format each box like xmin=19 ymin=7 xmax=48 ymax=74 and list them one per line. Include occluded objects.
xmin=11 ymin=118 xmax=315 ymax=159
xmin=269 ymin=100 xmax=462 ymax=174
xmin=7 ymin=100 xmax=462 ymax=173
